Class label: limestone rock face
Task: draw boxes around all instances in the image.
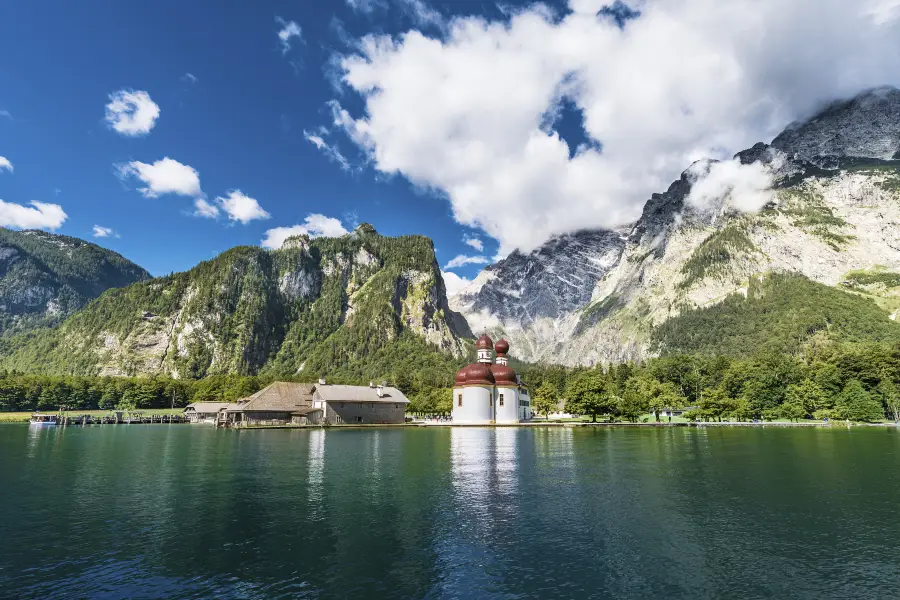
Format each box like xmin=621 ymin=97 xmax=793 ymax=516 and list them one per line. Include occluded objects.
xmin=450 ymin=87 xmax=900 ymax=365
xmin=8 ymin=231 xmax=470 ymax=377
xmin=0 ymin=229 xmax=149 ymax=333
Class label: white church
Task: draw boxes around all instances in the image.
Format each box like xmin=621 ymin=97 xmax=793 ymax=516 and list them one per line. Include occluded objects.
xmin=452 ymin=334 xmax=532 ymax=424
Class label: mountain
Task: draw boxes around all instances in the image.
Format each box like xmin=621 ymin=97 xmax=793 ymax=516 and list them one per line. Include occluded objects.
xmin=0 ymin=224 xmax=471 ymax=379
xmin=0 ymin=228 xmax=150 ymax=333
xmin=451 ymin=87 xmax=900 ymax=365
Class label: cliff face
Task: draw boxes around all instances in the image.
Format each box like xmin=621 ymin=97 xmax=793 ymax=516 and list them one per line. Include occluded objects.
xmin=0 ymin=229 xmax=150 ymax=333
xmin=450 ymin=87 xmax=900 ymax=365
xmin=2 ymin=225 xmax=470 ymax=377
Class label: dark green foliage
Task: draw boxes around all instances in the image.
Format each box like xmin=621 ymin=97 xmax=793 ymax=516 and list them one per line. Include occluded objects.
xmin=652 ymin=273 xmax=900 ymax=357
xmin=835 ymin=379 xmax=884 ymax=422
xmin=0 ymin=229 xmax=150 ymax=333
xmin=680 ymin=225 xmax=756 ymax=289
xmin=0 ymin=228 xmax=468 ymax=381
xmin=841 ymin=270 xmax=900 ymax=290
xmin=575 ymin=294 xmax=621 ymax=335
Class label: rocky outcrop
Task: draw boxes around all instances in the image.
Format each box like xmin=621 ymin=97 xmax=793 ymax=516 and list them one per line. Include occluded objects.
xmin=8 ymin=226 xmax=470 ymax=377
xmin=0 ymin=229 xmax=150 ymax=333
xmin=451 ymin=86 xmax=900 ymax=366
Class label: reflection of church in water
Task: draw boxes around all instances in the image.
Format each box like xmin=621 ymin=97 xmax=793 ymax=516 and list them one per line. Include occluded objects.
xmin=452 ymin=334 xmax=531 ymax=424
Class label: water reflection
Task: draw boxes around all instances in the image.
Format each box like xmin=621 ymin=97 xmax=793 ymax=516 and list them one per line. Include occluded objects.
xmin=4 ymin=426 xmax=900 ymax=599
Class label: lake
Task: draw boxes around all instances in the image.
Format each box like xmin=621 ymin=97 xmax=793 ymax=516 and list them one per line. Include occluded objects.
xmin=2 ymin=425 xmax=900 ymax=599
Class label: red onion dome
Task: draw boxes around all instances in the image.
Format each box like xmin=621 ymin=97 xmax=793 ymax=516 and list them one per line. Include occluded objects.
xmin=475 ymin=333 xmax=494 ymax=351
xmin=490 ymin=363 xmax=518 ymax=386
xmin=494 ymin=338 xmax=510 ymax=356
xmin=456 ymin=363 xmax=495 ymax=386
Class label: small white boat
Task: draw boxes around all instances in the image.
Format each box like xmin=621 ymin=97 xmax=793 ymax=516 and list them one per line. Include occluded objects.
xmin=29 ymin=413 xmax=59 ymax=426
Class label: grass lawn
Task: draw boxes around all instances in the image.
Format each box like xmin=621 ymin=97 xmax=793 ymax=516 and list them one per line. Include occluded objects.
xmin=0 ymin=408 xmax=186 ymax=423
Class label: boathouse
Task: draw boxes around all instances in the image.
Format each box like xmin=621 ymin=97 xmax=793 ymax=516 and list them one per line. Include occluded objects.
xmin=224 ymin=382 xmax=322 ymax=427
xmin=184 ymin=402 xmax=231 ymax=424
xmin=312 ymin=382 xmax=409 ymax=424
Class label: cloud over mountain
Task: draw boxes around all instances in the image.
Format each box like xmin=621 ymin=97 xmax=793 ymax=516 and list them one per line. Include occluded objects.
xmin=331 ymin=0 xmax=900 ymax=255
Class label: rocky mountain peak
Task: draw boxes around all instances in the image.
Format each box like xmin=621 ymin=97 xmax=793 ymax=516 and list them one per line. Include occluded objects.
xmin=771 ymin=86 xmax=900 ymax=166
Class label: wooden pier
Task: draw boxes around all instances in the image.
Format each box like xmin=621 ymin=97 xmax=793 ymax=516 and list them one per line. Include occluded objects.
xmin=59 ymin=412 xmax=188 ymax=426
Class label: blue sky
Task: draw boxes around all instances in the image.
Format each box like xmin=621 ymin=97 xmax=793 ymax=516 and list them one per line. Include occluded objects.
xmin=0 ymin=0 xmax=897 ymax=293
xmin=0 ymin=0 xmax=538 ymax=281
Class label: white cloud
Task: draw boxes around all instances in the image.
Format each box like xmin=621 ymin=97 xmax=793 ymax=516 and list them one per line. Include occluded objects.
xmin=0 ymin=157 xmax=12 ymax=173
xmin=182 ymin=73 xmax=198 ymax=84
xmin=215 ymin=190 xmax=270 ymax=224
xmin=277 ymin=17 xmax=302 ymax=54
xmin=0 ymin=200 xmax=67 ymax=230
xmin=303 ymin=130 xmax=351 ymax=170
xmin=193 ymin=198 xmax=220 ymax=219
xmin=92 ymin=225 xmax=118 ymax=238
xmin=0 ymin=110 xmax=10 ymax=119
xmin=444 ymin=254 xmax=489 ymax=269
xmin=441 ymin=270 xmax=472 ymax=297
xmin=332 ymin=0 xmax=900 ymax=256
xmin=105 ymin=90 xmax=160 ymax=136
xmin=261 ymin=214 xmax=349 ymax=249
xmin=686 ymin=159 xmax=774 ymax=214
xmin=345 ymin=0 xmax=443 ymax=27
xmin=463 ymin=235 xmax=483 ymax=251
xmin=118 ymin=157 xmax=202 ymax=198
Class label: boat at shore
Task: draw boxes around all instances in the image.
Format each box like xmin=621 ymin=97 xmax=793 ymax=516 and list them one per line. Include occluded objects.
xmin=29 ymin=413 xmax=59 ymax=426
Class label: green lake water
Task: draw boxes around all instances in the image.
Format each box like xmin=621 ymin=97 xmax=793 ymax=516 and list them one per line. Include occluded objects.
xmin=2 ymin=425 xmax=900 ymax=599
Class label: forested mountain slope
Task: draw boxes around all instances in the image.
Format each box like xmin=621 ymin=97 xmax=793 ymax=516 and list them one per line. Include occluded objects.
xmin=451 ymin=87 xmax=900 ymax=365
xmin=0 ymin=228 xmax=150 ymax=333
xmin=0 ymin=224 xmax=471 ymax=379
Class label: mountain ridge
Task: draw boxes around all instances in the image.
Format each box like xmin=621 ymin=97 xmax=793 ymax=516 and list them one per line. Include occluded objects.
xmin=450 ymin=86 xmax=900 ymax=365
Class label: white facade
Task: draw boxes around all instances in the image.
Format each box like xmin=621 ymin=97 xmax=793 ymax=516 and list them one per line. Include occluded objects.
xmin=451 ymin=336 xmax=531 ymax=424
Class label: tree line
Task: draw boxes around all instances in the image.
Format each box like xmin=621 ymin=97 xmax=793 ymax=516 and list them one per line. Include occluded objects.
xmin=409 ymin=342 xmax=900 ymax=423
xmin=5 ymin=341 xmax=900 ymax=424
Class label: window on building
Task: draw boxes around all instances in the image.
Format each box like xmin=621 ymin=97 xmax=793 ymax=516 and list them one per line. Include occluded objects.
xmin=357 ymin=416 xmax=363 ymax=423
xmin=458 ymin=394 xmax=463 ymax=407
xmin=499 ymin=393 xmax=504 ymax=406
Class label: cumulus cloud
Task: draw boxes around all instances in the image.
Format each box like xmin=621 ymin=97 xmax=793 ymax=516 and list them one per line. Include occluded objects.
xmin=441 ymin=270 xmax=472 ymax=297
xmin=463 ymin=235 xmax=483 ymax=251
xmin=215 ymin=190 xmax=270 ymax=224
xmin=686 ymin=159 xmax=775 ymax=214
xmin=0 ymin=200 xmax=67 ymax=230
xmin=0 ymin=156 xmax=12 ymax=173
xmin=118 ymin=157 xmax=202 ymax=198
xmin=277 ymin=17 xmax=302 ymax=53
xmin=304 ymin=130 xmax=351 ymax=170
xmin=193 ymin=198 xmax=220 ymax=219
xmin=105 ymin=90 xmax=160 ymax=136
xmin=261 ymin=214 xmax=349 ymax=249
xmin=92 ymin=225 xmax=118 ymax=238
xmin=331 ymin=0 xmax=900 ymax=255
xmin=444 ymin=254 xmax=489 ymax=269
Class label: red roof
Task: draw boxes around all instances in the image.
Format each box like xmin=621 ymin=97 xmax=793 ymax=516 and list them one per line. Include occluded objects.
xmin=494 ymin=338 xmax=510 ymax=356
xmin=491 ymin=363 xmax=518 ymax=386
xmin=475 ymin=333 xmax=494 ymax=351
xmin=455 ymin=363 xmax=495 ymax=386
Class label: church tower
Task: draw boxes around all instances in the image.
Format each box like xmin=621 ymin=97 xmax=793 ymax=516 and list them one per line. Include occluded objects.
xmin=452 ymin=335 xmax=531 ymax=424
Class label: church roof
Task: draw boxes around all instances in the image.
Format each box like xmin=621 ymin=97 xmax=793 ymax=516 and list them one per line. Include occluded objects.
xmin=475 ymin=333 xmax=494 ymax=350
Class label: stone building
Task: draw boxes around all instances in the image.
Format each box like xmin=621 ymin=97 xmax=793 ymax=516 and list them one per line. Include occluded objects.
xmin=452 ymin=334 xmax=531 ymax=424
xmin=312 ymin=383 xmax=410 ymax=424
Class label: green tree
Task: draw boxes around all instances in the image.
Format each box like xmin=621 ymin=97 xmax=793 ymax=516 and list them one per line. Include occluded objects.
xmin=532 ymin=382 xmax=558 ymax=420
xmin=566 ymin=370 xmax=612 ymax=422
xmin=782 ymin=378 xmax=830 ymax=419
xmin=835 ymin=379 xmax=884 ymax=422
xmin=878 ymin=376 xmax=900 ymax=422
